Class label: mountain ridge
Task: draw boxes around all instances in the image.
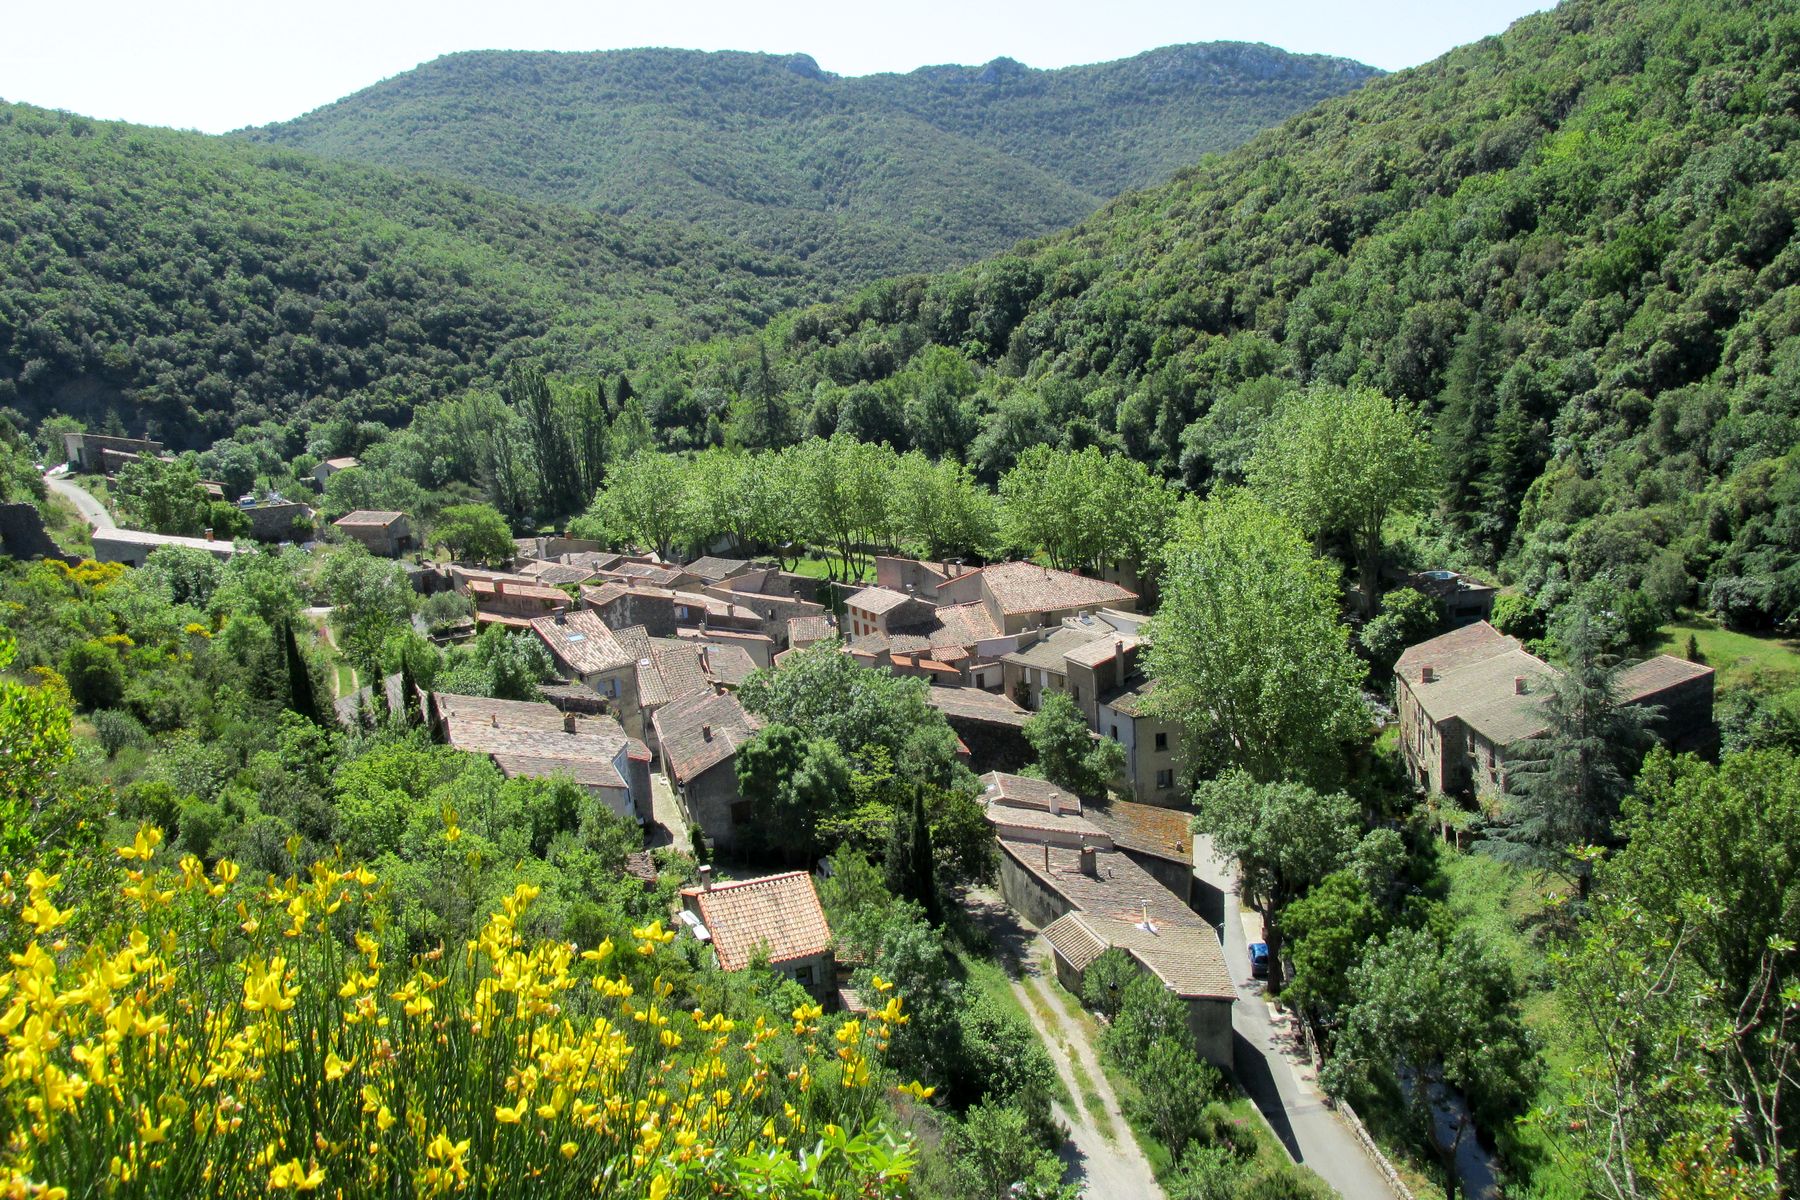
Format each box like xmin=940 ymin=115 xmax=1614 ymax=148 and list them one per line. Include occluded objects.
xmin=237 ymin=42 xmax=1382 ymax=279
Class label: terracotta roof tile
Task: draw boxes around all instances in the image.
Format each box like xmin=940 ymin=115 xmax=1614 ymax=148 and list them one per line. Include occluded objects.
xmin=1085 ymin=800 xmax=1193 ymax=865
xmin=846 ymin=586 xmax=914 ymax=615
xmin=681 ymin=872 xmax=831 ymax=971
xmin=532 ymin=610 xmax=634 ymax=677
xmin=334 ymin=510 xmax=407 ymax=528
xmin=927 ymin=686 xmax=1030 ymax=728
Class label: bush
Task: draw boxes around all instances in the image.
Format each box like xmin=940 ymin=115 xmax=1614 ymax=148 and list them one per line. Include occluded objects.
xmin=1080 ymin=946 xmax=1138 ymax=1018
xmin=1 ymin=829 xmax=922 ymax=1197
xmin=62 ymin=638 xmax=124 ymax=710
xmin=1129 ymin=1035 xmax=1226 ymax=1157
xmin=1102 ymin=971 xmax=1195 ymax=1072
xmin=91 ymin=707 xmax=148 ymax=756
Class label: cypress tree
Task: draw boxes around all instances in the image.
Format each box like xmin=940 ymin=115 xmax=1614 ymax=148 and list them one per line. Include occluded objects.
xmin=283 ymin=618 xmax=323 ymax=726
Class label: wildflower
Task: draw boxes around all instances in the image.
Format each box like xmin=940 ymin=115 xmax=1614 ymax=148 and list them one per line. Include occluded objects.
xmin=494 ymin=1101 xmax=527 ymax=1124
xmin=268 ymin=1159 xmax=325 ymax=1191
xmin=115 ymin=825 xmax=163 ymax=861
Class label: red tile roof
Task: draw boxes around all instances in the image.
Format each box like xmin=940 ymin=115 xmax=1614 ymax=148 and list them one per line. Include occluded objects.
xmin=681 ymin=871 xmax=831 ymax=971
xmin=531 ymin=610 xmax=633 ymax=676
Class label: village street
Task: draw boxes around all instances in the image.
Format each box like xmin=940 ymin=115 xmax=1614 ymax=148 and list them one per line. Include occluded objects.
xmin=1193 ymin=835 xmax=1406 ymax=1200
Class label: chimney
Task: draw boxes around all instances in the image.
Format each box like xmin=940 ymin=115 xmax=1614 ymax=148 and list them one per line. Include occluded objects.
xmin=1047 ymin=790 xmax=1062 ymax=817
xmin=1421 ymin=664 xmax=1435 ymax=683
xmin=1079 ymin=845 xmax=1098 ymax=877
xmin=490 ymin=713 xmax=499 ymax=727
xmin=1514 ymin=676 xmax=1528 ymax=695
xmin=701 ymin=724 xmax=713 ymax=742
xmin=1115 ymin=637 xmax=1127 ymax=689
xmin=699 ymin=865 xmax=712 ymax=891
xmin=205 ymin=528 xmax=215 ymax=542
xmin=563 ymin=711 xmax=577 ymax=734
xmin=555 ymin=609 xmax=566 ymax=624
xmin=494 ymin=579 xmax=506 ymax=596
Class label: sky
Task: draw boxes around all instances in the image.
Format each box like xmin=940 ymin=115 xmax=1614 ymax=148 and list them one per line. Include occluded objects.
xmin=1 ymin=0 xmax=1552 ymax=135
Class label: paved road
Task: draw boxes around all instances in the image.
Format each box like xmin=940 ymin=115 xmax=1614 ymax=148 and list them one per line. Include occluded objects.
xmin=1195 ymin=836 xmax=1404 ymax=1200
xmin=646 ymin=771 xmax=689 ymax=850
xmin=43 ymin=471 xmax=113 ymax=529
xmin=966 ymin=890 xmax=1164 ymax=1200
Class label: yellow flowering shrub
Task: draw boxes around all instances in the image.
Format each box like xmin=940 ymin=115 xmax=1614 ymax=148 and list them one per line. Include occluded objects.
xmin=0 ymin=827 xmax=919 ymax=1198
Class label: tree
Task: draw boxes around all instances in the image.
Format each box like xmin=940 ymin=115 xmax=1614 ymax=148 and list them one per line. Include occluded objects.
xmin=888 ymin=785 xmax=941 ymax=924
xmin=431 ymin=503 xmax=515 ymax=566
xmin=734 ymin=724 xmax=852 ymax=862
xmin=999 ymin=445 xmax=1176 ymax=575
xmin=1358 ymin=586 xmax=1442 ymax=678
xmin=113 ymin=455 xmax=210 ymax=536
xmin=318 ymin=547 xmax=415 ymax=685
xmin=1247 ymin=386 xmax=1436 ymax=615
xmin=1487 ymin=603 xmax=1653 ymax=898
xmin=890 ymin=451 xmax=995 ymax=562
xmin=583 ymin=450 xmax=692 ymax=558
xmin=282 ymin=618 xmax=323 ymax=725
xmin=1145 ymin=492 xmax=1369 ymax=788
xmin=508 ymin=364 xmax=582 ymax=517
xmin=1324 ymin=927 xmax=1539 ymax=1198
xmin=63 ymin=639 xmax=125 ymax=710
xmin=944 ymin=1102 xmax=1078 ymax=1200
xmin=736 ymin=642 xmax=962 ymax=786
xmin=1281 ymin=870 xmax=1384 ymax=1019
xmin=1190 ymin=771 xmax=1362 ymax=986
xmin=139 ymin=544 xmax=224 ymax=609
xmin=1554 ymin=748 xmax=1800 ymax=1200
xmin=0 ymin=635 xmax=75 ymax=873
xmin=1022 ymin=692 xmax=1124 ymax=799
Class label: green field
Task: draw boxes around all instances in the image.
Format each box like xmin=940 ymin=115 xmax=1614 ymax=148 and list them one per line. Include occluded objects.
xmin=1654 ymin=614 xmax=1800 ymax=695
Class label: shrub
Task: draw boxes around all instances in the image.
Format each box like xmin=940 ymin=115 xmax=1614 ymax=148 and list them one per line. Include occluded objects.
xmin=1079 ymin=946 xmax=1138 ymax=1019
xmin=91 ymin=707 xmax=149 ymax=756
xmin=62 ymin=638 xmax=125 ymax=710
xmin=1102 ymin=971 xmax=1194 ymax=1072
xmin=0 ymin=827 xmax=922 ymax=1197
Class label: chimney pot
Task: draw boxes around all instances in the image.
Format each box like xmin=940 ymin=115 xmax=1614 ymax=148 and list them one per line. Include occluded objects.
xmin=205 ymin=528 xmax=215 ymax=541
xmin=1047 ymin=790 xmax=1061 ymax=817
xmin=701 ymin=724 xmax=712 ymax=741
xmin=563 ymin=711 xmax=577 ymax=734
xmin=490 ymin=713 xmax=499 ymax=727
xmin=699 ymin=864 xmax=712 ymax=891
xmin=1421 ymin=664 xmax=1436 ymax=683
xmin=1514 ymin=675 xmax=1528 ymax=695
xmin=1079 ymin=845 xmax=1098 ymax=877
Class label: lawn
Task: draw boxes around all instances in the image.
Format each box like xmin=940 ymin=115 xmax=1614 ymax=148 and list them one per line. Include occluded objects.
xmin=787 ymin=552 xmax=875 ymax=585
xmin=1654 ymin=613 xmax=1800 ymax=695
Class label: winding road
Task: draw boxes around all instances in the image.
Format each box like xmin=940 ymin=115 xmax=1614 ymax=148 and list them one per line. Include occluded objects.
xmin=43 ymin=471 xmax=113 ymax=529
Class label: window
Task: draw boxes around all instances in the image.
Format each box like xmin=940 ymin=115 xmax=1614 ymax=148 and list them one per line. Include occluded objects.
xmin=1109 ymin=725 xmax=1119 ymax=740
xmin=1154 ymin=732 xmax=1168 ymax=752
xmin=793 ymin=964 xmax=815 ymax=988
xmin=1071 ymin=686 xmax=1080 ymax=703
xmin=728 ymin=801 xmax=753 ymax=827
xmin=1155 ymin=769 xmax=1174 ymax=790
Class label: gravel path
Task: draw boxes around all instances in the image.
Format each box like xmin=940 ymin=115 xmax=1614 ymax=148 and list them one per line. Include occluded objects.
xmin=965 ymin=890 xmax=1164 ymax=1200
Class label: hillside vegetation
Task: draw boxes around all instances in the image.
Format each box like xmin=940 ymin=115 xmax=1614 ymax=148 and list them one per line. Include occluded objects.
xmin=0 ymin=103 xmax=817 ymax=444
xmin=240 ymin=44 xmax=1380 ymax=278
xmin=648 ymin=0 xmax=1799 ymax=631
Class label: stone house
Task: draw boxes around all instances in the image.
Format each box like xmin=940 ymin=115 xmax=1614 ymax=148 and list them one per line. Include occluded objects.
xmin=311 ymin=457 xmax=358 ymax=487
xmin=679 ymin=869 xmax=834 ymax=999
xmin=934 ymin=560 xmax=1138 ymax=637
xmin=429 ymin=691 xmax=651 ymax=824
xmin=61 ymin=432 xmax=164 ymax=474
xmin=995 ymin=834 xmax=1233 ymax=1069
xmin=466 ymin=577 xmax=570 ymax=628
xmin=1096 ymin=676 xmax=1184 ymax=807
xmin=92 ymin=528 xmax=244 ymax=567
xmin=651 ymin=690 xmax=761 ymax=852
xmin=1396 ymin=621 xmax=1716 ymax=801
xmin=530 ymin=610 xmax=636 ymax=702
xmin=332 ymin=510 xmax=413 ymax=557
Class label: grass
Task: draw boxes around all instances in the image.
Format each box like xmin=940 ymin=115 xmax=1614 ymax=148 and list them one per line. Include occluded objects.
xmin=335 ymin=662 xmax=358 ymax=698
xmin=949 ymin=947 xmax=1072 ymax=1109
xmin=1654 ymin=612 xmax=1800 ymax=696
xmin=788 ymin=551 xmax=876 ymax=585
xmin=39 ymin=491 xmax=93 ymax=557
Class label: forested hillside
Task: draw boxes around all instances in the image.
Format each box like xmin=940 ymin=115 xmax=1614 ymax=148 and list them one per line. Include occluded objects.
xmin=0 ymin=103 xmax=816 ymax=445
xmin=239 ymin=44 xmax=1380 ymax=278
xmin=645 ymin=0 xmax=1799 ymax=630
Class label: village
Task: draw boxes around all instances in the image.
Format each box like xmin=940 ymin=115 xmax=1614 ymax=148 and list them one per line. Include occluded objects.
xmin=17 ymin=427 xmax=1727 ymax=1200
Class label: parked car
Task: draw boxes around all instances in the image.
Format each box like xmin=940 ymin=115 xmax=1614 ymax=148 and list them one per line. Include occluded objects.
xmin=1248 ymin=941 xmax=1269 ymax=979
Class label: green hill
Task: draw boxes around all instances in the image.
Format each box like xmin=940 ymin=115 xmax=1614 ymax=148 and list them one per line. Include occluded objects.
xmin=657 ymin=0 xmax=1800 ymax=629
xmin=0 ymin=102 xmax=816 ymax=444
xmin=238 ymin=44 xmax=1381 ymax=278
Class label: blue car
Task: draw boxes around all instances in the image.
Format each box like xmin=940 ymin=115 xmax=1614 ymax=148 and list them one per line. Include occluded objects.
xmin=1248 ymin=942 xmax=1270 ymax=979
